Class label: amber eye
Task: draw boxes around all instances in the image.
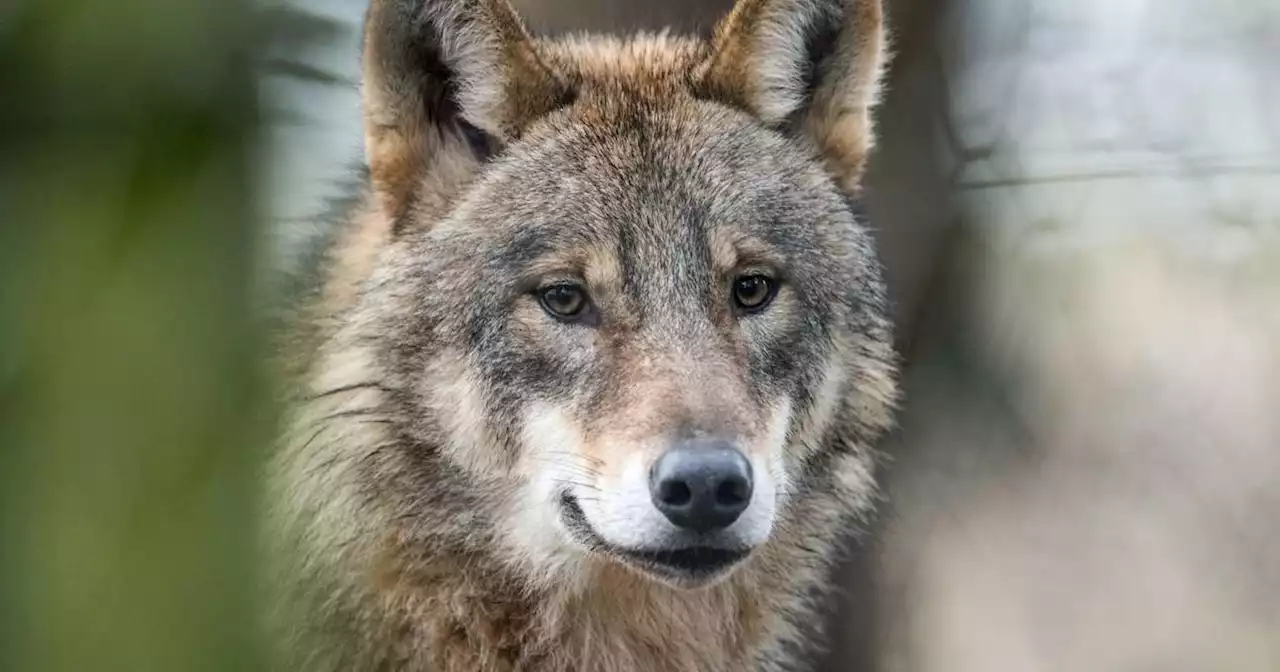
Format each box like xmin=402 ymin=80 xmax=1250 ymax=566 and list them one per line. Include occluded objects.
xmin=538 ymin=284 xmax=589 ymax=320
xmin=732 ymin=274 xmax=778 ymax=314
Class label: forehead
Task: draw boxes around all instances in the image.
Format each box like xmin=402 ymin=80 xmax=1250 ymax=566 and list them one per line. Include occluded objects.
xmin=451 ymin=101 xmax=848 ymax=275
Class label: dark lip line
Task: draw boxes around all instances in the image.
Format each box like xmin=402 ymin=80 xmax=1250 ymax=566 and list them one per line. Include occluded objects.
xmin=558 ymin=493 xmax=751 ymax=578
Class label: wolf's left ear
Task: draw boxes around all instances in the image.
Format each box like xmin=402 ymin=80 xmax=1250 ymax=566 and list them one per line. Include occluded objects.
xmin=696 ymin=0 xmax=889 ymax=192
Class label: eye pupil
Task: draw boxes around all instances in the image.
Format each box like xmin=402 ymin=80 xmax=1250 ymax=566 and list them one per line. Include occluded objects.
xmin=733 ymin=275 xmax=776 ymax=313
xmin=539 ymin=285 xmax=586 ymax=318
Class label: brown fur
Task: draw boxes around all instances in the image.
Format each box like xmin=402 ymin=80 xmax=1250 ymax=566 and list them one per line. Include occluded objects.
xmin=363 ymin=525 xmax=820 ymax=671
xmin=267 ymin=1 xmax=896 ymax=670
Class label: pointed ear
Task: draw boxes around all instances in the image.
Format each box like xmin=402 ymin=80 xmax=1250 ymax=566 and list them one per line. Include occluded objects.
xmin=361 ymin=0 xmax=573 ymax=223
xmin=696 ymin=0 xmax=889 ymax=192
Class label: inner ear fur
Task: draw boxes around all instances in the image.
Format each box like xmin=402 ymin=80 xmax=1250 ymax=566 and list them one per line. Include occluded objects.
xmin=696 ymin=0 xmax=889 ymax=192
xmin=361 ymin=0 xmax=574 ymax=224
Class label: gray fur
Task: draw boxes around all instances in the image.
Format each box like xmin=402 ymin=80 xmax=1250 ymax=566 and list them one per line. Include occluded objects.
xmin=267 ymin=0 xmax=897 ymax=670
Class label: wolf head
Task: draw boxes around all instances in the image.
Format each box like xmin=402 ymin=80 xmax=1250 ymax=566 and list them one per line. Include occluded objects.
xmin=310 ymin=0 xmax=896 ymax=591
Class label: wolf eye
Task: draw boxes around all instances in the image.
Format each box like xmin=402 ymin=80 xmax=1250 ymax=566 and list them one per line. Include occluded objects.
xmin=538 ymin=284 xmax=589 ymax=321
xmin=732 ymin=274 xmax=777 ymax=314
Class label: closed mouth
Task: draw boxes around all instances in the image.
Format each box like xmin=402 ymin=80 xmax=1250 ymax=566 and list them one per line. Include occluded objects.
xmin=558 ymin=493 xmax=751 ymax=584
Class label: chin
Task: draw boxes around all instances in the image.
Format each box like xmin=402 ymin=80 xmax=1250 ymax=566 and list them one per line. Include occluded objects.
xmin=558 ymin=493 xmax=757 ymax=589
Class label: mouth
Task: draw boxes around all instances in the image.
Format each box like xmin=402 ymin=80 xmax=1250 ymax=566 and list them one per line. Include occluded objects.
xmin=558 ymin=493 xmax=751 ymax=586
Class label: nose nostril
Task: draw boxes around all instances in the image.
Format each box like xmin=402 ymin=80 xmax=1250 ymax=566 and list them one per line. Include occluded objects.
xmin=650 ymin=442 xmax=754 ymax=533
xmin=715 ymin=479 xmax=748 ymax=507
xmin=659 ymin=480 xmax=693 ymax=507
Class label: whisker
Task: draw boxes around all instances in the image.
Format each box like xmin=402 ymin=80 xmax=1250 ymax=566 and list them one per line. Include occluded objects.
xmin=540 ymin=467 xmax=606 ymax=482
xmin=554 ymin=478 xmax=603 ymax=493
xmin=298 ymin=426 xmax=329 ymax=453
xmin=529 ymin=451 xmax=606 ymax=468
xmin=532 ymin=453 xmax=606 ymax=468
xmin=304 ymin=382 xmax=396 ymax=401
xmin=317 ymin=408 xmax=390 ymax=423
xmin=293 ymin=417 xmax=395 ymax=453
xmin=528 ymin=458 xmax=604 ymax=473
xmin=536 ymin=450 xmax=605 ymax=467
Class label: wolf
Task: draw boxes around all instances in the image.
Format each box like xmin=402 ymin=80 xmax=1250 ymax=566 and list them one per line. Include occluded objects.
xmin=266 ymin=0 xmax=899 ymax=669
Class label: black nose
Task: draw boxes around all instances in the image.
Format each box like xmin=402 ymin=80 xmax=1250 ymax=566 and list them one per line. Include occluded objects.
xmin=649 ymin=440 xmax=754 ymax=534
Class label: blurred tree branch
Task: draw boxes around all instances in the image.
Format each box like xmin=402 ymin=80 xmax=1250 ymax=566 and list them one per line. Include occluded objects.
xmin=258 ymin=4 xmax=354 ymax=86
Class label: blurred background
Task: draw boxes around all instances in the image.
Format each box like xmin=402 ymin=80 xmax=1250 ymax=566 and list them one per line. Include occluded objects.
xmin=3 ymin=0 xmax=1278 ymax=670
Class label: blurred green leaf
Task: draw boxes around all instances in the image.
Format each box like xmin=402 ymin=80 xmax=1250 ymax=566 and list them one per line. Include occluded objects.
xmin=0 ymin=0 xmax=341 ymax=670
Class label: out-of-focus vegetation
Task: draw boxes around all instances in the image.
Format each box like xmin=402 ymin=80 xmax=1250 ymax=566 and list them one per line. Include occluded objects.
xmin=0 ymin=2 xmax=340 ymax=671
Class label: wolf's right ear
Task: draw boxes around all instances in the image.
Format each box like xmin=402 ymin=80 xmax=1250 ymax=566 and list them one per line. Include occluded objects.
xmin=361 ymin=0 xmax=573 ymax=224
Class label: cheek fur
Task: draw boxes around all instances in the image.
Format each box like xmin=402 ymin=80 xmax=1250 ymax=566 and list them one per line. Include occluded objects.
xmin=471 ymin=297 xmax=600 ymax=409
xmin=743 ymin=287 xmax=832 ymax=401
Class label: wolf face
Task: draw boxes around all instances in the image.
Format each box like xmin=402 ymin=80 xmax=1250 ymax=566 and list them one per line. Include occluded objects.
xmin=290 ymin=0 xmax=896 ymax=603
xmin=378 ymin=103 xmax=892 ymax=587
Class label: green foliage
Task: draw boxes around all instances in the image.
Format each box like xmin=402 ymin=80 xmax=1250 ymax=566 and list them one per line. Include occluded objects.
xmin=0 ymin=0 xmax=335 ymax=670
